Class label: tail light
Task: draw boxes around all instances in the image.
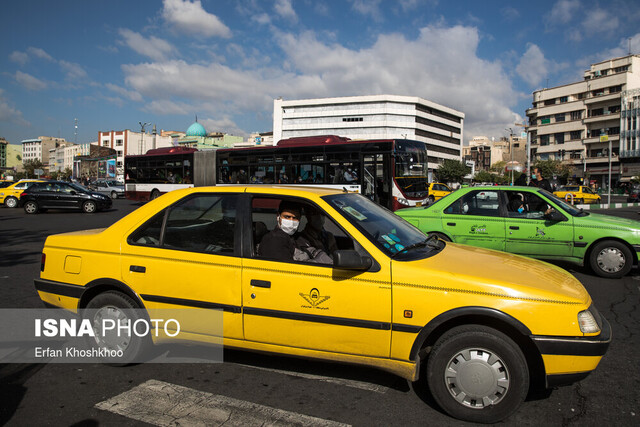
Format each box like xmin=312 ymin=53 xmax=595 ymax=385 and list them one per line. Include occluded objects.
xmin=20 ymin=192 xmax=27 ymax=197
xmin=41 ymin=253 xmax=46 ymax=272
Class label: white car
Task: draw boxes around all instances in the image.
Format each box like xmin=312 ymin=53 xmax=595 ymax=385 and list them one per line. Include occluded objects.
xmin=92 ymin=180 xmax=124 ymax=199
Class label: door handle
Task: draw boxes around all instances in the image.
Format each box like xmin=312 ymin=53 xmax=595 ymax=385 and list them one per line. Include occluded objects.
xmin=251 ymin=279 xmax=271 ymax=288
xmin=130 ymin=265 xmax=146 ymax=273
xmin=509 ymin=226 xmax=519 ymax=230
xmin=446 ymin=222 xmax=456 ymax=226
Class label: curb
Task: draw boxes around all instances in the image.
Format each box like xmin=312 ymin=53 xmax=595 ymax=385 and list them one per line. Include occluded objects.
xmin=576 ymin=202 xmax=640 ymax=210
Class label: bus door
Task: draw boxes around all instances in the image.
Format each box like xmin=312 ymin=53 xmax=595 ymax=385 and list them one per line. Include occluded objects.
xmin=363 ymin=153 xmax=391 ymax=209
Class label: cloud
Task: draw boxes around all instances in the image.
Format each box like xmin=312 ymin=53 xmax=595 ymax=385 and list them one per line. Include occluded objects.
xmin=122 ymin=24 xmax=523 ymax=139
xmin=516 ymin=44 xmax=549 ymax=87
xmin=582 ymin=8 xmax=619 ymax=34
xmin=59 ymin=60 xmax=89 ymax=81
xmin=274 ymin=0 xmax=298 ymax=22
xmin=201 ymin=116 xmax=247 ymax=137
xmin=546 ymin=0 xmax=579 ymax=26
xmin=162 ymin=0 xmax=231 ymax=38
xmin=118 ymin=28 xmax=176 ymax=61
xmin=501 ymin=6 xmax=520 ymax=21
xmin=15 ymin=71 xmax=47 ymax=90
xmin=0 ymin=89 xmax=30 ymax=126
xmin=349 ymin=0 xmax=383 ymax=22
xmin=145 ymin=99 xmax=191 ymax=115
xmin=105 ymin=83 xmax=143 ymax=102
xmin=9 ymin=51 xmax=28 ymax=66
xmin=27 ymin=47 xmax=54 ymax=61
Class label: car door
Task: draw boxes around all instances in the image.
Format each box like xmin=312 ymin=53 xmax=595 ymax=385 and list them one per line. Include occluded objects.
xmin=503 ymin=190 xmax=574 ymax=257
xmin=57 ymin=183 xmax=83 ymax=209
xmin=241 ymin=195 xmax=392 ymax=358
xmin=36 ymin=182 xmax=64 ymax=208
xmin=121 ymin=192 xmax=244 ymax=340
xmin=440 ymin=189 xmax=506 ymax=251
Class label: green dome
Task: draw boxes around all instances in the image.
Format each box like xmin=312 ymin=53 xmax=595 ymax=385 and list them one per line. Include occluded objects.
xmin=186 ymin=121 xmax=207 ymax=137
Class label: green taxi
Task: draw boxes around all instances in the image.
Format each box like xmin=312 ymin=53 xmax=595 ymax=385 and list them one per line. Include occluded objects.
xmin=397 ymin=185 xmax=640 ymax=278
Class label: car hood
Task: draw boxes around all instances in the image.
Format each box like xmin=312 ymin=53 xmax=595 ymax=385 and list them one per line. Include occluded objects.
xmin=392 ymin=242 xmax=590 ymax=304
xmin=575 ymin=212 xmax=640 ymax=231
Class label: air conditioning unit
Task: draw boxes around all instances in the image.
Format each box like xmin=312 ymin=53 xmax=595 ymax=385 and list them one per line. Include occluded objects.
xmin=594 ymin=70 xmax=601 ymax=77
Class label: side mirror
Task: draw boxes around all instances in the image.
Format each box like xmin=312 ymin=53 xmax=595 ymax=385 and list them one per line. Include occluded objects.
xmin=333 ymin=250 xmax=372 ymax=271
xmin=69 ymin=190 xmax=77 ymax=195
xmin=545 ymin=208 xmax=566 ymax=222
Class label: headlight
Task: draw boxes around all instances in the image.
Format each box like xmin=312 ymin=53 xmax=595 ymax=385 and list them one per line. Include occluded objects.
xmin=396 ymin=197 xmax=410 ymax=206
xmin=578 ymin=309 xmax=601 ymax=334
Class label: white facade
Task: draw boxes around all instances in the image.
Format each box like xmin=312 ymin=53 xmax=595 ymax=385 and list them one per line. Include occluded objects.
xmin=97 ymin=129 xmax=173 ymax=178
xmin=49 ymin=143 xmax=92 ymax=172
xmin=234 ymin=132 xmax=275 ymax=147
xmin=21 ymin=136 xmax=66 ymax=170
xmin=526 ymin=55 xmax=640 ymax=185
xmin=273 ymin=95 xmax=465 ymax=171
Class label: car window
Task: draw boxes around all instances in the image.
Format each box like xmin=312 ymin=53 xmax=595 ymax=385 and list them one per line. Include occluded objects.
xmin=444 ymin=190 xmax=500 ymax=217
xmin=128 ymin=193 xmax=239 ymax=255
xmin=251 ymin=197 xmax=355 ymax=264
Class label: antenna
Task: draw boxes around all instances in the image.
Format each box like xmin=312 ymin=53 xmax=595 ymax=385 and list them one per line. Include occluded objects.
xmin=74 ymin=118 xmax=78 ymax=144
xmin=629 ymin=37 xmax=632 ymax=55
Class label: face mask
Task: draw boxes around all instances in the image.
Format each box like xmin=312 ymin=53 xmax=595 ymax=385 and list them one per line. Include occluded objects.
xmin=517 ymin=207 xmax=524 ymax=213
xmin=531 ymin=173 xmax=537 ymax=180
xmin=279 ymin=217 xmax=299 ymax=235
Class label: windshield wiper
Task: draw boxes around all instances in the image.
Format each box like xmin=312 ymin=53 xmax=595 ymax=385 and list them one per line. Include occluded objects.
xmin=392 ymin=235 xmax=440 ymax=258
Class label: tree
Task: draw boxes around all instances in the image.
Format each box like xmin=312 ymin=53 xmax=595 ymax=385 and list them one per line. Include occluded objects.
xmin=61 ymin=167 xmax=73 ymax=181
xmin=474 ymin=170 xmax=495 ymax=183
xmin=22 ymin=159 xmax=44 ymax=178
xmin=435 ymin=160 xmax=471 ymax=184
xmin=489 ymin=160 xmax=507 ymax=174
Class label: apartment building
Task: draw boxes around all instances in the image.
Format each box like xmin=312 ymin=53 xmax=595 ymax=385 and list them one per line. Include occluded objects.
xmin=526 ymin=55 xmax=640 ymax=187
xmin=463 ymin=136 xmax=526 ymax=172
xmin=21 ymin=136 xmax=66 ymax=171
xmin=97 ymin=129 xmax=173 ymax=178
xmin=273 ymin=95 xmax=465 ymax=172
xmin=48 ymin=143 xmax=92 ymax=173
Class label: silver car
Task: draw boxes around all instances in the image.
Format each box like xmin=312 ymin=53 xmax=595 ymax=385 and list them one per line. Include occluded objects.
xmin=92 ymin=180 xmax=124 ymax=199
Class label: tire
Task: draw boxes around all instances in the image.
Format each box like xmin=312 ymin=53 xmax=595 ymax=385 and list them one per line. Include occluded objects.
xmin=82 ymin=200 xmax=97 ymax=213
xmin=5 ymin=196 xmax=18 ymax=208
xmin=426 ymin=325 xmax=529 ymax=424
xmin=150 ymin=189 xmax=160 ymax=200
xmin=23 ymin=201 xmax=38 ymax=214
xmin=111 ymin=191 xmax=118 ymax=199
xmin=575 ymin=198 xmax=583 ymax=205
xmin=589 ymin=240 xmax=633 ymax=278
xmin=428 ymin=195 xmax=435 ymax=204
xmin=85 ymin=291 xmax=150 ymax=364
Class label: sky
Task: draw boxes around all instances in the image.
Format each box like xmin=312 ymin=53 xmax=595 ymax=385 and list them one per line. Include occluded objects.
xmin=2 ymin=0 xmax=640 ymax=146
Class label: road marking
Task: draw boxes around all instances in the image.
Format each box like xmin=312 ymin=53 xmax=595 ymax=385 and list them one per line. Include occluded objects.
xmin=235 ymin=363 xmax=388 ymax=393
xmin=96 ymin=379 xmax=350 ymax=427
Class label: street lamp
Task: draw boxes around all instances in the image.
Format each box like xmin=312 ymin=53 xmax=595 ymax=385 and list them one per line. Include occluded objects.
xmin=506 ymin=128 xmax=514 ymax=185
xmin=139 ymin=122 xmax=151 ymax=154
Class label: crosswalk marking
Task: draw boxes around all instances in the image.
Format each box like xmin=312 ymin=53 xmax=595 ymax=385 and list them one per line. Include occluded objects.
xmin=235 ymin=363 xmax=388 ymax=393
xmin=96 ymin=379 xmax=350 ymax=427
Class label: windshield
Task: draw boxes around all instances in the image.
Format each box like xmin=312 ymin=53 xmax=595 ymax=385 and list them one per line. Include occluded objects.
xmin=558 ymin=186 xmax=580 ymax=192
xmin=69 ymin=183 xmax=89 ymax=192
xmin=394 ymin=140 xmax=428 ymax=198
xmin=323 ymin=193 xmax=443 ymax=260
xmin=540 ymin=189 xmax=587 ymax=216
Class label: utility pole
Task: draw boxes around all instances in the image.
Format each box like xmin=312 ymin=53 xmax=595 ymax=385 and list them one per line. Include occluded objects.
xmin=505 ymin=128 xmax=514 ymax=185
xmin=514 ymin=122 xmax=528 ymax=184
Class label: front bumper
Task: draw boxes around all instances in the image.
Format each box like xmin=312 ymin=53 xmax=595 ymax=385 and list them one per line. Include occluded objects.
xmin=532 ymin=315 xmax=612 ymax=387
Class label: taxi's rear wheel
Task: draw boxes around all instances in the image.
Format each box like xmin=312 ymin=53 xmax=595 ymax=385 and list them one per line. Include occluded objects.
xmin=575 ymin=198 xmax=583 ymax=205
xmin=589 ymin=240 xmax=633 ymax=278
xmin=426 ymin=325 xmax=528 ymax=424
xmin=86 ymin=291 xmax=149 ymax=364
xmin=5 ymin=196 xmax=18 ymax=208
xmin=24 ymin=201 xmax=38 ymax=214
xmin=150 ymin=189 xmax=160 ymax=200
xmin=428 ymin=195 xmax=435 ymax=204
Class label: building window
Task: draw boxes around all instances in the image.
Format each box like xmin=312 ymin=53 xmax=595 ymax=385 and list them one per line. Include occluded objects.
xmin=117 ymin=161 xmax=123 ymax=167
xmin=555 ymin=113 xmax=565 ymax=122
xmin=116 ymin=139 xmax=123 ymax=146
xmin=592 ymin=89 xmax=605 ymax=97
xmin=570 ymin=130 xmax=582 ymax=140
xmin=544 ymin=99 xmax=556 ymax=106
xmin=342 ymin=117 xmax=363 ymax=122
xmin=102 ymin=140 xmax=110 ymax=147
xmin=609 ymin=85 xmax=622 ymax=94
xmin=117 ymin=150 xmax=123 ymax=157
xmin=540 ymin=116 xmax=551 ymax=125
xmin=554 ymin=133 xmax=565 ymax=144
xmin=559 ymin=96 xmax=568 ymax=103
xmin=570 ymin=110 xmax=582 ymax=120
xmin=540 ymin=135 xmax=549 ymax=146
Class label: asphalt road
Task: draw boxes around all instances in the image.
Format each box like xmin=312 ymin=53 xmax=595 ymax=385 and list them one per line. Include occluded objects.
xmin=0 ymin=198 xmax=638 ymax=426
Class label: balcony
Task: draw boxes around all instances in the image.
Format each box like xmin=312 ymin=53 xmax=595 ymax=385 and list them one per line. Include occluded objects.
xmin=584 ymin=92 xmax=621 ymax=104
xmin=620 ymin=150 xmax=640 ymax=158
xmin=583 ymin=134 xmax=619 ymax=144
xmin=583 ymin=112 xmax=620 ymax=123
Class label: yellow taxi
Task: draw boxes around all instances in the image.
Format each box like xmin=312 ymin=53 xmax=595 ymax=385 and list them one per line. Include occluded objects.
xmin=553 ymin=185 xmax=601 ymax=205
xmin=34 ymin=186 xmax=610 ymax=423
xmin=428 ymin=182 xmax=453 ymax=203
xmin=1 ymin=179 xmax=46 ymax=208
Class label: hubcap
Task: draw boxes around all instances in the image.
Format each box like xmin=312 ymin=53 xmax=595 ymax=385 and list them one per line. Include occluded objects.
xmin=25 ymin=203 xmax=36 ymax=213
xmin=597 ymin=247 xmax=625 ymax=273
xmin=85 ymin=202 xmax=95 ymax=212
xmin=444 ymin=348 xmax=509 ymax=409
xmin=6 ymin=198 xmax=16 ymax=208
xmin=92 ymin=306 xmax=131 ymax=353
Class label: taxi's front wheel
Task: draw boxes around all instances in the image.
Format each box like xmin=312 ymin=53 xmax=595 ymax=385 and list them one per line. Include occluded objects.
xmin=589 ymin=240 xmax=632 ymax=278
xmin=426 ymin=325 xmax=529 ymax=424
xmin=85 ymin=291 xmax=150 ymax=364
